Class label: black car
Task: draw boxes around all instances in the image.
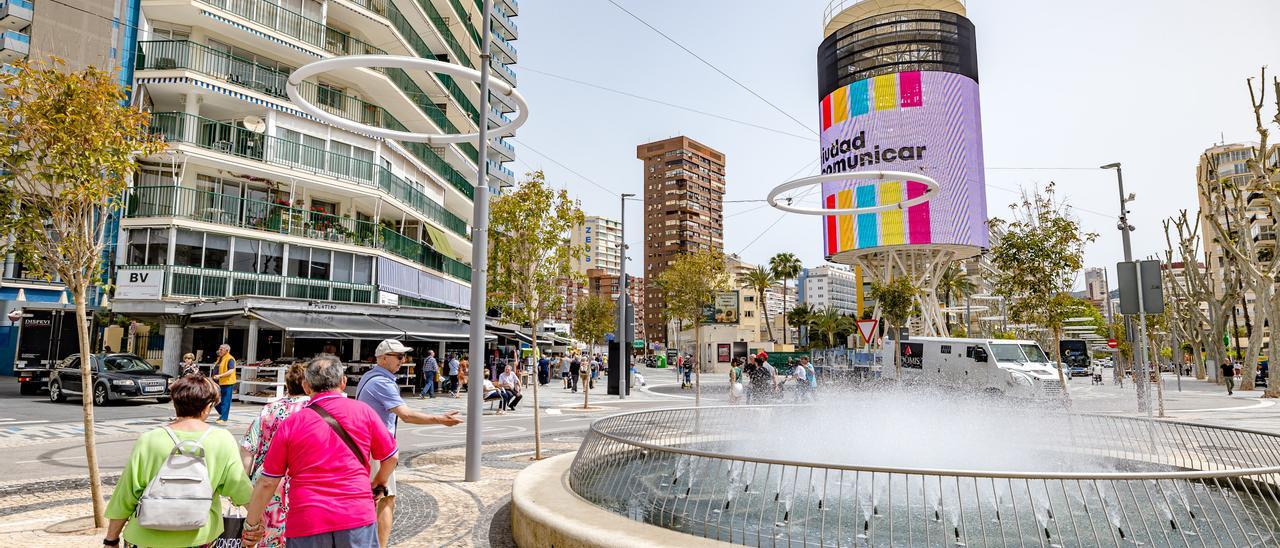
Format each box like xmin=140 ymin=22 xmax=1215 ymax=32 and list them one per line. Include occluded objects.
xmin=48 ymin=353 xmax=172 ymax=406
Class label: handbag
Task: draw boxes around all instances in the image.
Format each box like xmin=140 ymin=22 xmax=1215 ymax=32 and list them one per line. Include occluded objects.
xmin=209 ymin=506 xmax=245 ymax=548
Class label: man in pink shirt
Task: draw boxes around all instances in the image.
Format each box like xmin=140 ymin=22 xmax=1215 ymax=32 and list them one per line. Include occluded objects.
xmin=242 ymin=356 xmax=396 ymax=548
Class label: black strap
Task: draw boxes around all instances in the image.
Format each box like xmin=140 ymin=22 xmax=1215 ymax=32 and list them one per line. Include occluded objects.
xmin=309 ymin=404 xmax=368 ymax=469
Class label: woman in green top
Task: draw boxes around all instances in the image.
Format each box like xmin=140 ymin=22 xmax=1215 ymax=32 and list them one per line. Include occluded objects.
xmin=104 ymin=375 xmax=253 ymax=547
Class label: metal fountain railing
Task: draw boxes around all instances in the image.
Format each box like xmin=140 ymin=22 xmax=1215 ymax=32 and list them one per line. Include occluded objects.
xmin=570 ymin=406 xmax=1280 ymax=547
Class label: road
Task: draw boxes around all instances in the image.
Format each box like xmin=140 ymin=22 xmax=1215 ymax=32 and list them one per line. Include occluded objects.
xmin=2 ymin=368 xmax=1275 ymax=479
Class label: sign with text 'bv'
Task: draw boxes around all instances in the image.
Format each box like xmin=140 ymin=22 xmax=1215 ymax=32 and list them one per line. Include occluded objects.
xmin=115 ymin=268 xmax=165 ymax=300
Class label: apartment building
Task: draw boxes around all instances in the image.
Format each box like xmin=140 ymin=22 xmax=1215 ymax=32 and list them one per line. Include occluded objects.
xmin=109 ymin=0 xmax=520 ymax=382
xmin=798 ymin=264 xmax=858 ymax=316
xmin=637 ymin=136 xmax=725 ymax=347
xmin=571 ymin=216 xmax=622 ymax=276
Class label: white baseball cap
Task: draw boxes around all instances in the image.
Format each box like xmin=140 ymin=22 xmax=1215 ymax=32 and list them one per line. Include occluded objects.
xmin=375 ymin=339 xmax=412 ymax=357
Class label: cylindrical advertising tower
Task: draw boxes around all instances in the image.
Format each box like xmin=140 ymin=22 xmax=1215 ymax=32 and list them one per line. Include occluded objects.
xmin=817 ymin=0 xmax=987 ymax=335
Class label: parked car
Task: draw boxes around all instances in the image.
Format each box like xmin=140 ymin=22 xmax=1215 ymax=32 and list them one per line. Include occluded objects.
xmin=48 ymin=353 xmax=172 ymax=406
xmin=1068 ymin=364 xmax=1090 ymax=378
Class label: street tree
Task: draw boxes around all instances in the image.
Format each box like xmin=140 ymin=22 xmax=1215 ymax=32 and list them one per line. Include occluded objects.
xmin=786 ymin=303 xmax=815 ymax=348
xmin=935 ymin=264 xmax=977 ymax=333
xmin=988 ymin=183 xmax=1097 ymax=394
xmin=739 ymin=266 xmax=777 ymax=342
xmin=571 ymin=294 xmax=614 ymax=409
xmin=488 ymin=171 xmax=585 ymax=458
xmin=769 ymin=252 xmax=803 ymax=344
xmin=656 ymin=248 xmax=729 ymax=406
xmin=869 ymin=276 xmax=920 ymax=377
xmin=1201 ymin=69 xmax=1280 ymax=395
xmin=810 ymin=307 xmax=854 ymax=348
xmin=0 ymin=59 xmax=164 ymax=526
xmin=1162 ymin=211 xmax=1233 ymax=381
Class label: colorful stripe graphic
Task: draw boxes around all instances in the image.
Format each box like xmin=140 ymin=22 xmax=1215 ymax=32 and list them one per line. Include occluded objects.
xmin=825 ymin=194 xmax=838 ymax=256
xmin=879 ymin=181 xmax=905 ymax=245
xmin=837 ymin=189 xmax=855 ymax=250
xmin=820 ymin=71 xmax=924 ymax=126
xmin=907 ymin=181 xmax=932 ymax=244
xmin=832 ymin=86 xmax=850 ymax=126
xmin=873 ymin=74 xmax=898 ymax=111
xmin=855 ymin=185 xmax=878 ymax=249
xmin=899 ymin=71 xmax=923 ymax=108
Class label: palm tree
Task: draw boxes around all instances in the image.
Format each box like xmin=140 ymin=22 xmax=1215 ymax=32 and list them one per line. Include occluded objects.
xmin=811 ymin=307 xmax=853 ymax=348
xmin=936 ymin=264 xmax=977 ymax=331
xmin=787 ymin=303 xmax=815 ymax=348
xmin=769 ymin=252 xmax=803 ymax=345
xmin=739 ymin=266 xmax=777 ymax=342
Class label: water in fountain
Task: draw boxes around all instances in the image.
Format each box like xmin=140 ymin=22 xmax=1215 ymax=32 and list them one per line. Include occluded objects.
xmin=572 ymin=384 xmax=1280 ymax=546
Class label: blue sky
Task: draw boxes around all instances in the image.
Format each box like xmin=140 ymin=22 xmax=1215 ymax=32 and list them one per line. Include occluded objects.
xmin=507 ymin=0 xmax=1280 ymax=286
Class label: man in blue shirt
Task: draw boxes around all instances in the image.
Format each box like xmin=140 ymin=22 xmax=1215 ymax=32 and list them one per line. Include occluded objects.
xmin=419 ymin=350 xmax=438 ymax=399
xmin=357 ymin=339 xmax=463 ymax=548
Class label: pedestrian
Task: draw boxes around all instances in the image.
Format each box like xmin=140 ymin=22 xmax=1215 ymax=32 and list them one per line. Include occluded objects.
xmin=746 ymin=356 xmax=771 ymax=404
xmin=1222 ymin=360 xmax=1236 ymax=395
xmin=241 ymin=356 xmax=396 ymax=548
xmin=560 ymin=354 xmax=571 ymax=389
xmin=569 ymin=355 xmax=581 ymax=392
xmin=498 ymin=364 xmax=524 ymax=411
xmin=759 ymin=352 xmax=778 ymax=397
xmin=210 ymin=343 xmax=237 ymax=424
xmin=180 ymin=352 xmax=200 ymax=377
xmin=103 ymin=375 xmax=252 ymax=547
xmin=802 ymin=356 xmax=818 ymax=397
xmin=458 ymin=354 xmax=469 ymax=394
xmin=483 ymin=376 xmax=514 ymax=414
xmin=1091 ymin=362 xmax=1104 ymax=385
xmin=728 ymin=358 xmax=744 ymax=404
xmin=589 ymin=354 xmax=601 ymax=390
xmin=538 ymin=354 xmax=550 ymax=386
xmin=447 ymin=353 xmax=460 ymax=397
xmin=355 ymin=340 xmax=464 ymax=548
xmin=420 ymin=350 xmax=438 ymax=399
xmin=239 ymin=363 xmax=310 ymax=547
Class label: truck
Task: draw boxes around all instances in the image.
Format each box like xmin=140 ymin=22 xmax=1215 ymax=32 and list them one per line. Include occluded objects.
xmin=14 ymin=309 xmax=81 ymax=395
xmin=892 ymin=337 xmax=1066 ymax=398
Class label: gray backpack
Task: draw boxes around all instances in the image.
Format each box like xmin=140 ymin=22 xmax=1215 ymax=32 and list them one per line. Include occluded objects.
xmin=135 ymin=427 xmax=215 ymax=531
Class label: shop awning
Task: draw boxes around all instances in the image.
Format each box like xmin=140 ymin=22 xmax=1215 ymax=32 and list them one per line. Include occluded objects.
xmin=373 ymin=316 xmax=492 ymax=341
xmin=252 ymin=310 xmax=403 ymax=339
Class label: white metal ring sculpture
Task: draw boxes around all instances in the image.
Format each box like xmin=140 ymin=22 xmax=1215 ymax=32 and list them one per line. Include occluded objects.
xmin=767 ymin=171 xmax=939 ymax=216
xmin=285 ymin=55 xmax=528 ymax=144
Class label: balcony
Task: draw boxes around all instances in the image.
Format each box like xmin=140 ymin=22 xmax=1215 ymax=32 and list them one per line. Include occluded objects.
xmin=147 ymin=112 xmax=470 ymax=239
xmin=0 ymin=0 xmax=32 ymax=30
xmin=447 ymin=0 xmax=482 ymax=47
xmin=488 ymin=137 xmax=514 ymax=162
xmin=490 ymin=30 xmax=517 ymax=64
xmin=491 ymin=3 xmax=517 ymax=40
xmin=0 ymin=29 xmax=27 ymax=62
xmin=192 ymin=0 xmax=484 ymax=174
xmin=491 ymin=59 xmax=517 ymax=87
xmin=491 ymin=0 xmax=517 ymax=16
xmin=125 ymin=185 xmax=472 ymax=282
xmin=129 ymin=265 xmax=377 ymax=303
xmin=487 ymin=160 xmax=514 ymax=186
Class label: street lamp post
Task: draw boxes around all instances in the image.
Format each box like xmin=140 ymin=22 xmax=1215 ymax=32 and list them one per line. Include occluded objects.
xmin=464 ymin=0 xmax=494 ymax=482
xmin=618 ymin=193 xmax=634 ymax=399
xmin=1102 ymin=162 xmax=1153 ymax=417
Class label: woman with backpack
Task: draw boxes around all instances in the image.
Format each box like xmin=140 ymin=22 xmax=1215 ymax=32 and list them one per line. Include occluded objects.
xmin=103 ymin=375 xmax=253 ymax=547
xmin=239 ymin=363 xmax=310 ymax=546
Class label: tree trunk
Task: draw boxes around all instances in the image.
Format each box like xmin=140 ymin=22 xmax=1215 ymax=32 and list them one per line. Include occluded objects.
xmin=1267 ymin=297 xmax=1280 ymax=397
xmin=1052 ymin=326 xmax=1070 ymax=396
xmin=529 ymin=326 xmax=542 ymax=460
xmin=1241 ymin=287 xmax=1269 ymax=391
xmin=759 ymin=289 xmax=774 ymax=342
xmin=75 ymin=286 xmax=105 ymax=526
xmin=583 ymin=340 xmax=591 ymax=410
xmin=782 ymin=278 xmax=789 ymax=345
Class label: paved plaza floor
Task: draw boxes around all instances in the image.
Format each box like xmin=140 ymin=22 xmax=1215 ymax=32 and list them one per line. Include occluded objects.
xmin=0 ymin=370 xmax=1275 ymax=546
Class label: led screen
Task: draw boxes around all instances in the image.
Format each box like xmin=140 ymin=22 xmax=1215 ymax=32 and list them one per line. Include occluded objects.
xmin=819 ymin=71 xmax=988 ymax=258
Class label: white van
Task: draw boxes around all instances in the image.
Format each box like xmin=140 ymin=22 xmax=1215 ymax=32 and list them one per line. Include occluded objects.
xmin=886 ymin=337 xmax=1066 ymax=398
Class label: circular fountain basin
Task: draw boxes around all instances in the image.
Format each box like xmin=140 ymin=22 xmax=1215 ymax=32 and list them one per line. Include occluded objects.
xmin=568 ymin=404 xmax=1280 ymax=547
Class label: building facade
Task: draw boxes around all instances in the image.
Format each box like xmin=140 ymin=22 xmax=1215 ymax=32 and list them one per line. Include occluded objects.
xmin=570 ymin=216 xmax=621 ymax=276
xmin=585 ymin=268 xmax=644 ymax=343
xmin=637 ymin=136 xmax=725 ymax=347
xmin=108 ymin=0 xmax=519 ymax=384
xmin=798 ymin=264 xmax=858 ymax=316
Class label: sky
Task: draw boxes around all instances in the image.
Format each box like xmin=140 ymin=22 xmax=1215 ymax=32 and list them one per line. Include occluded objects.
xmin=506 ymin=0 xmax=1280 ymax=288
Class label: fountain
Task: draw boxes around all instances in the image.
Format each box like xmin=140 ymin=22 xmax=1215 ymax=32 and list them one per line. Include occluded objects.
xmin=564 ymin=390 xmax=1280 ymax=547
